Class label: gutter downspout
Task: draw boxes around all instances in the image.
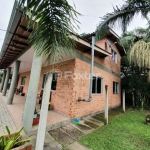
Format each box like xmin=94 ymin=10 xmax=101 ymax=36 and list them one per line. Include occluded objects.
xmin=78 ymin=34 xmax=95 ymax=102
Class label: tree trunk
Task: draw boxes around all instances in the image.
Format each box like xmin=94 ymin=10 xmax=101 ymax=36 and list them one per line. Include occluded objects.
xmin=141 ymin=99 xmax=144 ymax=110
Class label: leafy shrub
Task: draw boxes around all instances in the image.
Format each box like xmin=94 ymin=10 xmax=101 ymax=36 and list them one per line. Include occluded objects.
xmin=0 ymin=126 xmax=31 ymax=150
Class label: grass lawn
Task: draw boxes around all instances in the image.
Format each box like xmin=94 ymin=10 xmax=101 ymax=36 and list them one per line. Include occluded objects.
xmin=79 ymin=109 xmax=150 ymax=150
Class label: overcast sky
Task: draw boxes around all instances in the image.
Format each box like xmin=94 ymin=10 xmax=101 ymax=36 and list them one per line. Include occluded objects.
xmin=0 ymin=0 xmax=148 ymax=51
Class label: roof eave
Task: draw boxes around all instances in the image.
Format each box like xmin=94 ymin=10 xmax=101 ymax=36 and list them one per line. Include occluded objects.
xmin=70 ymin=35 xmax=111 ymax=57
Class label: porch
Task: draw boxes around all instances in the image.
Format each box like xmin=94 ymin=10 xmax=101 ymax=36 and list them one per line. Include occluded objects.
xmin=1 ymin=92 xmax=70 ymax=135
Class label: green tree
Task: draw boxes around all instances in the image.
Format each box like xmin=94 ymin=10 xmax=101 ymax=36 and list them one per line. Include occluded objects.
xmin=95 ymin=0 xmax=150 ymax=40
xmin=120 ymin=28 xmax=150 ymax=108
xmin=18 ymin=0 xmax=80 ymax=62
xmin=79 ymin=32 xmax=91 ymax=38
xmin=120 ymin=28 xmax=150 ymax=82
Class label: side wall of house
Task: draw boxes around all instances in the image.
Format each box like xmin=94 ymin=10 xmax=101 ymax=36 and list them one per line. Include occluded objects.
xmin=69 ymin=57 xmax=121 ymax=118
xmin=69 ymin=37 xmax=121 ymax=118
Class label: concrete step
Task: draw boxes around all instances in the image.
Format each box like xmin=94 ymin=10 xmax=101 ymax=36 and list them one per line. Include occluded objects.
xmin=82 ymin=120 xmax=100 ymax=129
xmin=84 ymin=116 xmax=104 ymax=127
xmin=71 ymin=122 xmax=94 ymax=135
xmin=48 ymin=128 xmax=75 ymax=147
xmin=91 ymin=114 xmax=105 ymax=122
xmin=61 ymin=124 xmax=85 ymax=140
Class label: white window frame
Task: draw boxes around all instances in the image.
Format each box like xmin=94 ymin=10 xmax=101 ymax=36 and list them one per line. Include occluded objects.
xmin=41 ymin=72 xmax=58 ymax=91
xmin=20 ymin=77 xmax=26 ymax=86
xmin=113 ymin=82 xmax=119 ymax=94
xmin=111 ymin=49 xmax=117 ymax=63
xmin=92 ymin=76 xmax=103 ymax=94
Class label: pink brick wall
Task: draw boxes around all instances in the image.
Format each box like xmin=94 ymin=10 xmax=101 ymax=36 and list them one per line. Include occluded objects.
xmin=70 ymin=58 xmax=121 ymax=118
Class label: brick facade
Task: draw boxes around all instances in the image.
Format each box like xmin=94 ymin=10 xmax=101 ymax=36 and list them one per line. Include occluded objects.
xmin=17 ymin=38 xmax=121 ymax=118
xmin=71 ymin=57 xmax=120 ymax=118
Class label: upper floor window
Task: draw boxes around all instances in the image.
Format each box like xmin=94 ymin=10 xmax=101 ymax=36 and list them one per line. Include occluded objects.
xmin=111 ymin=49 xmax=117 ymax=63
xmin=42 ymin=73 xmax=58 ymax=91
xmin=113 ymin=82 xmax=119 ymax=94
xmin=21 ymin=77 xmax=26 ymax=86
xmin=92 ymin=76 xmax=103 ymax=94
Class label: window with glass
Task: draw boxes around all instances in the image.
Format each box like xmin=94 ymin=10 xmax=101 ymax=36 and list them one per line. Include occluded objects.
xmin=111 ymin=49 xmax=117 ymax=63
xmin=92 ymin=76 xmax=103 ymax=94
xmin=113 ymin=82 xmax=119 ymax=94
xmin=42 ymin=73 xmax=58 ymax=90
xmin=21 ymin=77 xmax=26 ymax=86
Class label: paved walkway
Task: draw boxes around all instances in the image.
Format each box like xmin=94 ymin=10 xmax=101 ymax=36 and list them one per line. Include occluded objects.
xmin=0 ymin=94 xmax=17 ymax=135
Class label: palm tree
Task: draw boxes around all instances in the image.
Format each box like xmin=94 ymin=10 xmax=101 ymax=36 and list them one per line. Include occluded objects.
xmin=17 ymin=1 xmax=80 ymax=149
xmin=120 ymin=28 xmax=150 ymax=82
xmin=120 ymin=28 xmax=150 ymax=107
xmin=96 ymin=0 xmax=150 ymax=41
xmin=120 ymin=28 xmax=150 ymax=54
xmin=18 ymin=0 xmax=80 ymax=62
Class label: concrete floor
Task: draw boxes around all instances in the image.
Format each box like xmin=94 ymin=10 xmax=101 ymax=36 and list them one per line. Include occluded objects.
xmin=1 ymin=93 xmax=70 ymax=132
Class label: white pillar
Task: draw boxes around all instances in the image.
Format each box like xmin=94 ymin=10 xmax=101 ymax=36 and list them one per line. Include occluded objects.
xmin=7 ymin=61 xmax=20 ymax=104
xmin=36 ymin=73 xmax=52 ymax=150
xmin=105 ymin=85 xmax=108 ymax=125
xmin=2 ymin=67 xmax=11 ymax=96
xmin=22 ymin=52 xmax=42 ymax=134
xmin=0 ymin=70 xmax=6 ymax=91
xmin=123 ymin=89 xmax=125 ymax=113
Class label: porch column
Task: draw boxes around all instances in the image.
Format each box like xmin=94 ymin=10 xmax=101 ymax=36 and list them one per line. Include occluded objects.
xmin=122 ymin=89 xmax=125 ymax=113
xmin=105 ymin=85 xmax=108 ymax=125
xmin=7 ymin=60 xmax=20 ymax=104
xmin=0 ymin=70 xmax=6 ymax=91
xmin=2 ymin=67 xmax=11 ymax=96
xmin=22 ymin=52 xmax=42 ymax=134
xmin=36 ymin=73 xmax=52 ymax=150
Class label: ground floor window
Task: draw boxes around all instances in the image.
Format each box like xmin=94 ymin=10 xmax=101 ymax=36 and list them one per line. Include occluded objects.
xmin=92 ymin=76 xmax=103 ymax=94
xmin=21 ymin=77 xmax=26 ymax=86
xmin=42 ymin=73 xmax=58 ymax=91
xmin=113 ymin=82 xmax=119 ymax=94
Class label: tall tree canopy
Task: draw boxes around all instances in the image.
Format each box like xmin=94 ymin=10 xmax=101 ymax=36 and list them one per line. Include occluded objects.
xmin=18 ymin=0 xmax=80 ymax=62
xmin=120 ymin=28 xmax=150 ymax=108
xmin=120 ymin=28 xmax=150 ymax=78
xmin=96 ymin=0 xmax=150 ymax=41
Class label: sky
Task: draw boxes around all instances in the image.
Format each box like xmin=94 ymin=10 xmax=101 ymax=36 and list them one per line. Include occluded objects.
xmin=0 ymin=0 xmax=148 ymax=51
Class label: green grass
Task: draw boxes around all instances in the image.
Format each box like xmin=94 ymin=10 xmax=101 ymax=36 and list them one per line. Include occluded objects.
xmin=79 ymin=109 xmax=150 ymax=150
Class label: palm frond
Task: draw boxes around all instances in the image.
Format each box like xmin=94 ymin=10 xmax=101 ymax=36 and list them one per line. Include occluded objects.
xmin=96 ymin=0 xmax=150 ymax=41
xmin=18 ymin=0 xmax=80 ymax=62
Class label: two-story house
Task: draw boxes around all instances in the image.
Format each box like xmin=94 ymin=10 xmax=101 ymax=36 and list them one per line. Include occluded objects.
xmin=0 ymin=1 xmax=125 ymax=133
